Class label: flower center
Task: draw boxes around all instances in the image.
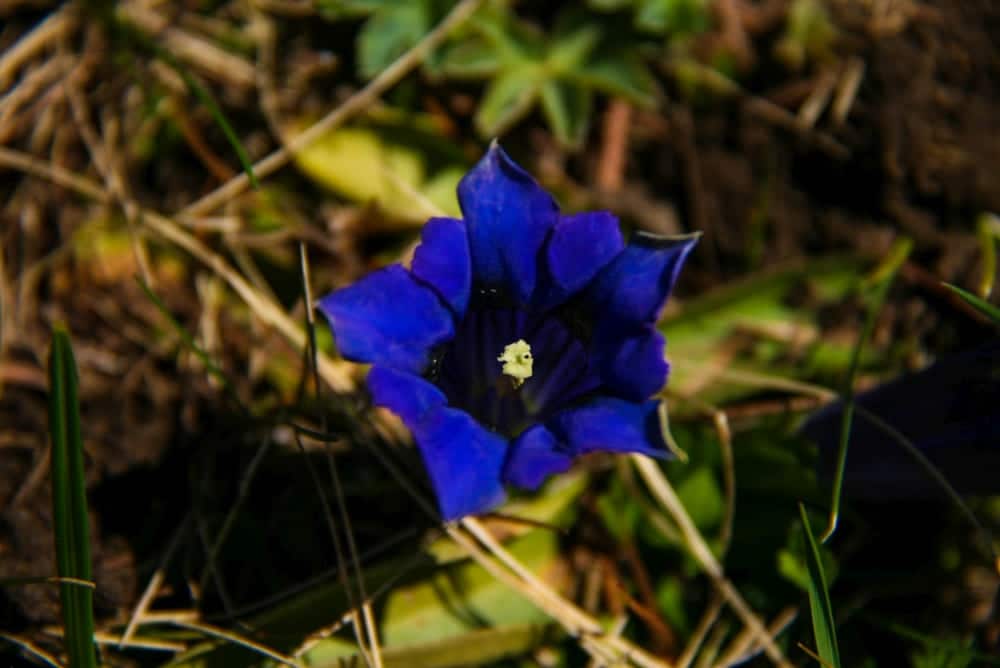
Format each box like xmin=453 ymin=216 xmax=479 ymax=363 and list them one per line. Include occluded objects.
xmin=432 ymin=305 xmax=597 ymax=437
xmin=497 ymin=339 xmax=533 ymax=388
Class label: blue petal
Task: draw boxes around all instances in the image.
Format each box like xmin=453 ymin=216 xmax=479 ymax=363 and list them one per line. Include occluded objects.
xmin=457 ymin=143 xmax=559 ymax=303
xmin=591 ymin=325 xmax=668 ymax=402
xmin=413 ymin=406 xmax=508 ymax=521
xmin=520 ymin=316 xmax=600 ymax=416
xmin=503 ymin=425 xmax=573 ymax=490
xmin=317 ymin=265 xmax=454 ymax=373
xmin=550 ymin=398 xmax=668 ymax=458
xmin=588 ymin=232 xmax=699 ymax=326
xmin=368 ymin=366 xmax=447 ymax=427
xmin=368 ymin=365 xmax=507 ymax=520
xmin=545 ymin=212 xmax=624 ymax=295
xmin=411 ymin=217 xmax=472 ymax=317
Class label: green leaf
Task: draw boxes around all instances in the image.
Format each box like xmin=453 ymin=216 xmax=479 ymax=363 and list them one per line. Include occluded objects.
xmin=48 ymin=327 xmax=97 ymax=668
xmin=798 ymin=504 xmax=841 ymax=668
xmin=570 ymin=53 xmax=659 ymax=106
xmin=660 ymin=257 xmax=863 ymax=406
xmin=309 ymin=624 xmax=557 ymax=668
xmin=774 ymin=0 xmax=837 ymax=70
xmin=778 ymin=521 xmax=837 ymax=591
xmin=381 ymin=531 xmax=554 ymax=648
xmin=596 ymin=475 xmax=643 ymax=542
xmin=655 ymin=577 xmax=690 ymax=635
xmin=472 ymin=9 xmax=543 ymax=63
xmin=588 ymin=0 xmax=634 ymax=10
xmin=539 ymin=80 xmax=592 ymax=147
xmin=435 ymin=7 xmax=659 ymax=146
xmin=675 ymin=466 xmax=723 ymax=531
xmin=358 ymin=3 xmax=432 ymax=79
xmin=942 ymin=282 xmax=1000 ymax=324
xmin=636 ymin=0 xmax=711 ymax=35
xmin=291 ymin=120 xmax=463 ymax=221
xmin=434 ymin=38 xmax=504 ymax=79
xmin=474 ymin=68 xmax=542 ymax=138
xmin=339 ymin=0 xmax=399 ymax=10
xmin=545 ymin=25 xmax=601 ymax=74
xmin=316 ymin=0 xmax=405 ymax=19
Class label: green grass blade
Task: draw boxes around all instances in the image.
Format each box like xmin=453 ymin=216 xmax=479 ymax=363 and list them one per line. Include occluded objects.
xmin=166 ymin=60 xmax=259 ymax=189
xmin=799 ymin=503 xmax=841 ymax=668
xmin=821 ymin=239 xmax=911 ymax=542
xmin=976 ymin=213 xmax=998 ymax=298
xmin=135 ymin=277 xmax=233 ymax=393
xmin=48 ymin=326 xmax=98 ymax=668
xmin=942 ymin=282 xmax=1000 ymax=324
xmin=113 ymin=17 xmax=258 ymax=189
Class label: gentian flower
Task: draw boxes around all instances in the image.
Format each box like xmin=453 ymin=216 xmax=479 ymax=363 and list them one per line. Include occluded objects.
xmin=318 ymin=143 xmax=698 ymax=521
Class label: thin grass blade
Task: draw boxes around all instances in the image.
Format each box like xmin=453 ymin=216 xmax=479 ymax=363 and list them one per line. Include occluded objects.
xmin=798 ymin=503 xmax=841 ymax=668
xmin=48 ymin=326 xmax=98 ymax=668
xmin=112 ymin=17 xmax=259 ymax=189
xmin=166 ymin=61 xmax=260 ymax=189
xmin=821 ymin=239 xmax=911 ymax=542
xmin=135 ymin=277 xmax=233 ymax=392
xmin=943 ymin=282 xmax=1000 ymax=324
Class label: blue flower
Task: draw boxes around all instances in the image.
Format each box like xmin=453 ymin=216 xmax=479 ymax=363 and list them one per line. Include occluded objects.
xmin=318 ymin=144 xmax=698 ymax=521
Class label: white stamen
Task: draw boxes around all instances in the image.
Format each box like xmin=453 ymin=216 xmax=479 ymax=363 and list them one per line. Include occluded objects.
xmin=497 ymin=339 xmax=533 ymax=388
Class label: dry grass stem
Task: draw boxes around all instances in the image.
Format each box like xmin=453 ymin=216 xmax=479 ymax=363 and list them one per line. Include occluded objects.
xmin=0 ymin=146 xmax=106 ymax=200
xmin=694 ymin=619 xmax=731 ymax=668
xmin=714 ymin=606 xmax=798 ymax=667
xmin=0 ymin=3 xmax=76 ymax=89
xmin=140 ymin=210 xmax=358 ymax=392
xmin=454 ymin=519 xmax=673 ymax=668
xmin=0 ymin=632 xmax=63 ymax=668
xmin=461 ymin=517 xmax=603 ymax=636
xmin=0 ymin=53 xmax=72 ymax=129
xmin=119 ymin=568 xmax=164 ymax=647
xmin=0 ymin=146 xmax=358 ymax=393
xmin=92 ymin=632 xmax=185 ymax=653
xmin=151 ymin=619 xmax=303 ymax=667
xmin=675 ymin=592 xmax=725 ymax=668
xmin=832 ymin=57 xmax=866 ymax=125
xmin=632 ymin=455 xmax=793 ymax=668
xmin=117 ymin=3 xmax=256 ymax=88
xmin=64 ymin=80 xmax=154 ymax=286
xmin=178 ymin=0 xmax=485 ymax=219
xmin=445 ymin=525 xmax=640 ymax=667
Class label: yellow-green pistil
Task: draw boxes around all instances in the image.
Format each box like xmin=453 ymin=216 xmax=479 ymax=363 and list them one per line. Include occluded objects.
xmin=497 ymin=339 xmax=533 ymax=388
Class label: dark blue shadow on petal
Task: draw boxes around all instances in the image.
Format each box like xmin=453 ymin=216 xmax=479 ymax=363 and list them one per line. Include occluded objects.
xmin=590 ymin=324 xmax=668 ymax=403
xmin=411 ymin=217 xmax=472 ymax=317
xmin=550 ymin=398 xmax=669 ymax=459
xmin=535 ymin=211 xmax=624 ymax=309
xmin=503 ymin=424 xmax=573 ymax=490
xmin=588 ymin=232 xmax=700 ymax=327
xmin=457 ymin=142 xmax=559 ymax=304
xmin=802 ymin=342 xmax=1000 ymax=499
xmin=317 ymin=265 xmax=455 ymax=374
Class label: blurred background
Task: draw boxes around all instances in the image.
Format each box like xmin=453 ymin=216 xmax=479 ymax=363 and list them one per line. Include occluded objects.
xmin=1 ymin=1 xmax=998 ymax=666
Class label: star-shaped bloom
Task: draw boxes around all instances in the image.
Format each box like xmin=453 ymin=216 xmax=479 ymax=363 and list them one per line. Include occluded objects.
xmin=318 ymin=143 xmax=698 ymax=521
